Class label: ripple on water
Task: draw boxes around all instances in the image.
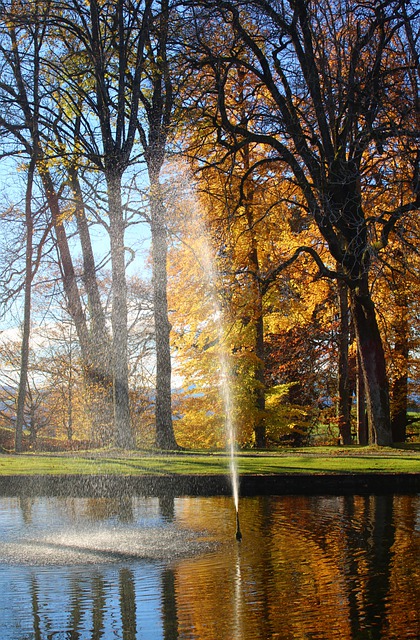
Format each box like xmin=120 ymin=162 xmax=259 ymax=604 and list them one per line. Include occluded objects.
xmin=0 ymin=526 xmax=220 ymax=565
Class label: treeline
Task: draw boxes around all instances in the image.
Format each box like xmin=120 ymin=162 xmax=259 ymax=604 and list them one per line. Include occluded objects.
xmin=0 ymin=0 xmax=419 ymax=450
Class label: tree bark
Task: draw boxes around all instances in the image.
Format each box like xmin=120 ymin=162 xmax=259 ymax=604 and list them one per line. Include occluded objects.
xmin=141 ymin=0 xmax=177 ymax=449
xmin=350 ymin=284 xmax=392 ymax=445
xmin=107 ymin=171 xmax=134 ymax=449
xmin=68 ymin=166 xmax=110 ymax=354
xmin=149 ymin=173 xmax=177 ymax=449
xmin=241 ymin=113 xmax=266 ymax=448
xmin=337 ymin=278 xmax=352 ymax=444
xmin=15 ymin=157 xmax=36 ymax=453
xmin=356 ymin=353 xmax=368 ymax=446
xmin=41 ymin=171 xmax=91 ymax=356
xmin=254 ymin=308 xmax=266 ymax=448
xmin=390 ymin=291 xmax=409 ymax=443
xmin=68 ymin=166 xmax=114 ymax=441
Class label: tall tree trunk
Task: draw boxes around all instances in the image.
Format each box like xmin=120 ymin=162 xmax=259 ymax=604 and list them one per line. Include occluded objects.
xmin=68 ymin=166 xmax=113 ymax=441
xmin=136 ymin=0 xmax=176 ymax=449
xmin=149 ymin=172 xmax=177 ymax=449
xmin=42 ymin=167 xmax=116 ymax=444
xmin=68 ymin=166 xmax=110 ymax=353
xmin=15 ymin=158 xmax=36 ymax=453
xmin=254 ymin=308 xmax=266 ymax=448
xmin=107 ymin=171 xmax=134 ymax=449
xmin=41 ymin=171 xmax=91 ymax=356
xmin=356 ymin=353 xmax=368 ymax=445
xmin=337 ymin=278 xmax=352 ymax=444
xmin=241 ymin=115 xmax=266 ymax=448
xmin=390 ymin=291 xmax=409 ymax=442
xmin=350 ymin=283 xmax=392 ymax=445
xmin=244 ymin=227 xmax=266 ymax=448
xmin=67 ymin=332 xmax=73 ymax=441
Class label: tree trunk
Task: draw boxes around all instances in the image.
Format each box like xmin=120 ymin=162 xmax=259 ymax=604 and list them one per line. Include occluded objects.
xmin=390 ymin=283 xmax=409 ymax=443
xmin=391 ymin=372 xmax=408 ymax=443
xmin=107 ymin=172 xmax=134 ymax=449
xmin=242 ymin=126 xmax=266 ymax=448
xmin=246 ymin=240 xmax=266 ymax=448
xmin=42 ymin=170 xmax=114 ymax=441
xmin=337 ymin=279 xmax=352 ymax=444
xmin=350 ymin=285 xmax=392 ymax=445
xmin=356 ymin=353 xmax=368 ymax=445
xmin=41 ymin=171 xmax=91 ymax=356
xmin=254 ymin=308 xmax=266 ymax=448
xmin=149 ymin=173 xmax=178 ymax=449
xmin=69 ymin=167 xmax=110 ymax=354
xmin=15 ymin=158 xmax=36 ymax=452
xmin=68 ymin=166 xmax=114 ymax=440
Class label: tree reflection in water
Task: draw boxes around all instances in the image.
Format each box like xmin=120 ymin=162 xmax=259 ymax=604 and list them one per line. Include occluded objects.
xmin=0 ymin=493 xmax=418 ymax=639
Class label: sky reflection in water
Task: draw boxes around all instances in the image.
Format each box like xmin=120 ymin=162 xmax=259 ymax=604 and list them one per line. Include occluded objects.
xmin=0 ymin=493 xmax=419 ymax=639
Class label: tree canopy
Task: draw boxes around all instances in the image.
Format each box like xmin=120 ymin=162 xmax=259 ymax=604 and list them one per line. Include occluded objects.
xmin=0 ymin=0 xmax=419 ymax=450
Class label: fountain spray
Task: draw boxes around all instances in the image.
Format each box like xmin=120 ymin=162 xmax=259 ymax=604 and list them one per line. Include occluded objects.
xmin=186 ymin=182 xmax=242 ymax=542
xmin=206 ymin=251 xmax=242 ymax=541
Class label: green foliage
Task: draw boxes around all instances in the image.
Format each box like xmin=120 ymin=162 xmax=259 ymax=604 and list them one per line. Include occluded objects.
xmin=264 ymin=383 xmax=313 ymax=446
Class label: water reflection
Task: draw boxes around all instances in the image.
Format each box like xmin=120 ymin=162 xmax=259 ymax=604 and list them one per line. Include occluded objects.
xmin=0 ymin=494 xmax=419 ymax=639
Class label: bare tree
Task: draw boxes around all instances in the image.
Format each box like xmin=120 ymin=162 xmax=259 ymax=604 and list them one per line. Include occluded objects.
xmin=0 ymin=0 xmax=115 ymax=444
xmin=137 ymin=0 xmax=178 ymax=448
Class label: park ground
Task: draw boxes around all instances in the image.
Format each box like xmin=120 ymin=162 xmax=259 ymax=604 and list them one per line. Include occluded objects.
xmin=0 ymin=444 xmax=419 ymax=476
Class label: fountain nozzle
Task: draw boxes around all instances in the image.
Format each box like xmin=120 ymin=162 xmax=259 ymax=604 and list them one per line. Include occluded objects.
xmin=235 ymin=510 xmax=242 ymax=541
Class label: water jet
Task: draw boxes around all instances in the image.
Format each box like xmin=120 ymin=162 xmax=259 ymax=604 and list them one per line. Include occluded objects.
xmin=193 ymin=205 xmax=242 ymax=542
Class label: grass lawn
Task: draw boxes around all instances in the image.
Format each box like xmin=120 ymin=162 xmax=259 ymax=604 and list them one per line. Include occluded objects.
xmin=0 ymin=445 xmax=419 ymax=476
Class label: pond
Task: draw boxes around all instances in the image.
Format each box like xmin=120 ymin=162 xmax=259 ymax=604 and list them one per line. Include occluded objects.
xmin=0 ymin=493 xmax=419 ymax=639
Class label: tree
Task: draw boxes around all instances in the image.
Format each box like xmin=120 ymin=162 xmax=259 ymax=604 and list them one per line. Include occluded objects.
xmin=0 ymin=0 xmax=116 ymax=445
xmin=47 ymin=0 xmax=155 ymax=448
xmin=181 ymin=0 xmax=420 ymax=444
xmin=165 ymin=160 xmax=338 ymax=447
xmin=43 ymin=0 xmax=182 ymax=448
xmin=374 ymin=236 xmax=420 ymax=442
xmin=138 ymin=0 xmax=178 ymax=448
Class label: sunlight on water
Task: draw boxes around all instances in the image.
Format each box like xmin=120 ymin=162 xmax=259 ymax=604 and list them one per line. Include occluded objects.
xmin=1 ymin=494 xmax=419 ymax=638
xmin=0 ymin=526 xmax=217 ymax=565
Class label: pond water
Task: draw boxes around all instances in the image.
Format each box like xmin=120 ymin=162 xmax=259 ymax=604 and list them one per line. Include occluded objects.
xmin=0 ymin=493 xmax=419 ymax=639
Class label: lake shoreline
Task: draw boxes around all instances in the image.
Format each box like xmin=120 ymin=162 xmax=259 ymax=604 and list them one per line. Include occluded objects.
xmin=1 ymin=472 xmax=419 ymax=497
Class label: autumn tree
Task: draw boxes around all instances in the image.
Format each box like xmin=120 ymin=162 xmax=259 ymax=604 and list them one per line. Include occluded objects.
xmin=165 ymin=160 xmax=336 ymax=447
xmin=181 ymin=0 xmax=420 ymax=445
xmin=373 ymin=231 xmax=420 ymax=442
xmin=177 ymin=54 xmax=346 ymax=446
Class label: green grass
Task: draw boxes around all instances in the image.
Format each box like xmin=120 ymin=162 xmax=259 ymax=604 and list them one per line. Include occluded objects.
xmin=0 ymin=445 xmax=419 ymax=476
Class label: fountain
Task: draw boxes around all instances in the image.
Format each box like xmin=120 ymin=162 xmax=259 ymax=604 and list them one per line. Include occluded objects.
xmin=235 ymin=509 xmax=242 ymax=541
xmin=196 ymin=224 xmax=242 ymax=542
xmin=2 ymin=178 xmax=419 ymax=639
xmin=214 ymin=304 xmax=242 ymax=541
